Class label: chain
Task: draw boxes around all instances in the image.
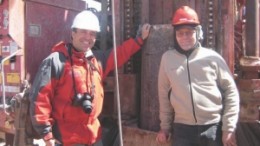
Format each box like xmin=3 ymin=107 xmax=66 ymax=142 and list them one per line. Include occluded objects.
xmin=124 ymin=0 xmax=134 ymax=73
xmin=207 ymin=0 xmax=215 ymax=48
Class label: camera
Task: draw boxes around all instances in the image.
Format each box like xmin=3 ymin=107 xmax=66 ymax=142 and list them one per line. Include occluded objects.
xmin=72 ymin=93 xmax=94 ymax=114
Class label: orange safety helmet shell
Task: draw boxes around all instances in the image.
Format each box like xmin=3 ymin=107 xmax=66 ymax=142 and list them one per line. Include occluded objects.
xmin=172 ymin=6 xmax=200 ymax=26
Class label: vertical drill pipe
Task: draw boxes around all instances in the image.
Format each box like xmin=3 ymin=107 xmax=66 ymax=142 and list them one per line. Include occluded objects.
xmin=245 ymin=0 xmax=259 ymax=57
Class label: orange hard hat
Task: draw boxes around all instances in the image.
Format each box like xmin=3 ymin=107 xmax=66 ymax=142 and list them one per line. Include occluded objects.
xmin=172 ymin=6 xmax=200 ymax=26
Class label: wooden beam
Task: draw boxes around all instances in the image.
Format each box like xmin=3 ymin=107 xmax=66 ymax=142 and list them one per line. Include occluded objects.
xmin=140 ymin=25 xmax=173 ymax=131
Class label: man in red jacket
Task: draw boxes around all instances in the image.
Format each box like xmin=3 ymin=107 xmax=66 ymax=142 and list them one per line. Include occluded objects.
xmin=30 ymin=10 xmax=150 ymax=146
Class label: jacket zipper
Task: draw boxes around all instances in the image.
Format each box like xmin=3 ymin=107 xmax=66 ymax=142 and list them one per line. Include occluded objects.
xmin=186 ymin=56 xmax=197 ymax=123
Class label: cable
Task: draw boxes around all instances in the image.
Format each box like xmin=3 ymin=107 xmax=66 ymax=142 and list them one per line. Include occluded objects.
xmin=111 ymin=0 xmax=124 ymax=145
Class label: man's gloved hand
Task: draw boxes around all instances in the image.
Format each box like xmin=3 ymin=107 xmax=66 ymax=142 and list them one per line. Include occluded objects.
xmin=136 ymin=23 xmax=151 ymax=40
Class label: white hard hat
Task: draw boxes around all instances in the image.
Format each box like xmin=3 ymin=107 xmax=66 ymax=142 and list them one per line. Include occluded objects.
xmin=71 ymin=11 xmax=100 ymax=32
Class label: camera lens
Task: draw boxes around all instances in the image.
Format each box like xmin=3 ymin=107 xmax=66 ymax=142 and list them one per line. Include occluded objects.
xmin=72 ymin=93 xmax=93 ymax=114
xmin=82 ymin=100 xmax=92 ymax=114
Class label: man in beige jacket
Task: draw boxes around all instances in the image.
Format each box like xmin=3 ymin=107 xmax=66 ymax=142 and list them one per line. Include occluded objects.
xmin=156 ymin=6 xmax=239 ymax=146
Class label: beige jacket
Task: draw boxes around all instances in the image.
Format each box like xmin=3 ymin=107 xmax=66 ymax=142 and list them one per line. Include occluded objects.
xmin=158 ymin=47 xmax=239 ymax=132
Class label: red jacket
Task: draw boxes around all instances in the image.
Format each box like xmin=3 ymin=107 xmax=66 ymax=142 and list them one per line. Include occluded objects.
xmin=30 ymin=38 xmax=143 ymax=145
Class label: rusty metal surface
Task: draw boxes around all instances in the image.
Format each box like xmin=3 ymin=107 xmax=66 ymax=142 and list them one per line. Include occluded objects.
xmin=24 ymin=1 xmax=84 ymax=82
xmin=124 ymin=0 xmax=134 ymax=40
xmin=103 ymin=74 xmax=138 ymax=122
xmin=149 ymin=0 xmax=174 ymax=24
xmin=114 ymin=0 xmax=122 ymax=46
xmin=25 ymin=0 xmax=85 ymax=11
xmin=222 ymin=0 xmax=235 ymax=73
xmin=239 ymin=97 xmax=260 ymax=122
xmin=205 ymin=0 xmax=215 ymax=48
xmin=99 ymin=0 xmax=109 ymax=51
xmin=238 ymin=57 xmax=260 ymax=122
xmin=149 ymin=0 xmax=163 ymax=24
xmin=140 ymin=24 xmax=173 ymax=131
xmin=245 ymin=0 xmax=259 ymax=57
xmin=140 ymin=0 xmax=149 ymax=23
xmin=124 ymin=0 xmax=134 ymax=73
xmin=172 ymin=0 xmax=190 ymax=14
xmin=115 ymin=74 xmax=138 ymax=120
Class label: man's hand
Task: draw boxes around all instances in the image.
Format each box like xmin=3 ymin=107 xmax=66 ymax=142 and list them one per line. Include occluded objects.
xmin=156 ymin=129 xmax=171 ymax=144
xmin=45 ymin=139 xmax=55 ymax=146
xmin=141 ymin=23 xmax=151 ymax=40
xmin=222 ymin=131 xmax=237 ymax=146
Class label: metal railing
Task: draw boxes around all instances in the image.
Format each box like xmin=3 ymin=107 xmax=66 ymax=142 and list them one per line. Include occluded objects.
xmin=0 ymin=49 xmax=22 ymax=115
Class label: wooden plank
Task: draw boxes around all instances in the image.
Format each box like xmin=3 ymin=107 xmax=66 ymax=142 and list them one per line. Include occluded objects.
xmin=140 ymin=24 xmax=173 ymax=131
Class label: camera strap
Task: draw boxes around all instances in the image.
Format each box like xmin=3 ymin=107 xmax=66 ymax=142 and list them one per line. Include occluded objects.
xmin=86 ymin=59 xmax=101 ymax=75
xmin=67 ymin=44 xmax=78 ymax=97
xmin=67 ymin=44 xmax=99 ymax=98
